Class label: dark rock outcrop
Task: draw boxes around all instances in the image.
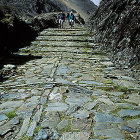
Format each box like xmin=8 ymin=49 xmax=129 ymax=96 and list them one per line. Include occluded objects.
xmin=0 ymin=0 xmax=70 ymax=17
xmin=90 ymin=0 xmax=140 ymax=70
xmin=0 ymin=6 xmax=58 ymax=56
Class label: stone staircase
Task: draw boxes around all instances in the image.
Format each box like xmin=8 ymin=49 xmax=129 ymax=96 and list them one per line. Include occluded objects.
xmin=0 ymin=28 xmax=140 ymax=140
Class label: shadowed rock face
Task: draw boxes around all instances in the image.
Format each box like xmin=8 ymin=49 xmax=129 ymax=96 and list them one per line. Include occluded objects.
xmin=90 ymin=0 xmax=140 ymax=70
xmin=0 ymin=6 xmax=58 ymax=56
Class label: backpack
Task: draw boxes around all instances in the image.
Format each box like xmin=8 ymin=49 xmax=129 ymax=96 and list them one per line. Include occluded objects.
xmin=69 ymin=13 xmax=75 ymax=21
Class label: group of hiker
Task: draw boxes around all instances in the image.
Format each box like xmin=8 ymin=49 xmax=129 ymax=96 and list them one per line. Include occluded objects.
xmin=58 ymin=11 xmax=75 ymax=29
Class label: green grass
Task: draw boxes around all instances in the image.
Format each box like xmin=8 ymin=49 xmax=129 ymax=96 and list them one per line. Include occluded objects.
xmin=1 ymin=17 xmax=11 ymax=24
xmin=99 ymin=86 xmax=114 ymax=91
xmin=5 ymin=110 xmax=17 ymax=119
xmin=34 ymin=125 xmax=42 ymax=135
xmin=114 ymin=85 xmax=129 ymax=93
xmin=103 ymin=79 xmax=113 ymax=84
xmin=20 ymin=134 xmax=32 ymax=140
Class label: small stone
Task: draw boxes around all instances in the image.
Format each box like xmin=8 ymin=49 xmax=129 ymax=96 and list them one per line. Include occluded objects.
xmin=79 ymin=81 xmax=104 ymax=86
xmin=1 ymin=93 xmax=29 ymax=100
xmin=98 ymin=97 xmax=114 ymax=105
xmin=0 ymin=114 xmax=8 ymax=122
xmin=94 ymin=113 xmax=123 ymax=123
xmin=118 ymin=109 xmax=140 ymax=117
xmin=115 ymin=103 xmax=136 ymax=108
xmin=31 ymin=89 xmax=42 ymax=95
xmin=51 ymin=128 xmax=59 ymax=139
xmin=18 ymin=89 xmax=26 ymax=92
xmin=101 ymin=61 xmax=114 ymax=66
xmin=0 ymin=117 xmax=19 ymax=135
xmin=110 ymin=97 xmax=121 ymax=102
xmin=41 ymin=112 xmax=60 ymax=128
xmin=40 ymin=97 xmax=47 ymax=105
xmin=92 ymin=89 xmax=105 ymax=96
xmin=65 ymin=96 xmax=91 ymax=106
xmin=60 ymin=132 xmax=90 ymax=140
xmin=127 ymin=118 xmax=140 ymax=130
xmin=124 ymin=93 xmax=140 ymax=105
xmin=71 ymin=110 xmax=90 ymax=119
xmin=0 ymin=101 xmax=24 ymax=109
xmin=93 ymin=122 xmax=117 ymax=130
xmin=121 ymin=125 xmax=136 ymax=133
xmin=10 ymin=117 xmax=20 ymax=125
xmin=27 ymin=121 xmax=36 ymax=137
xmin=66 ymin=105 xmax=80 ymax=116
xmin=49 ymin=92 xmax=62 ymax=101
xmin=72 ymin=118 xmax=92 ymax=131
xmin=45 ymin=102 xmax=68 ymax=112
xmin=84 ymin=101 xmax=98 ymax=110
xmin=98 ymin=104 xmax=116 ymax=113
xmin=69 ymin=86 xmax=93 ymax=95
xmin=16 ymin=114 xmax=32 ymax=139
xmin=33 ymin=129 xmax=48 ymax=140
xmin=107 ymin=92 xmax=124 ymax=96
xmin=57 ymin=119 xmax=70 ymax=130
xmin=94 ymin=128 xmax=124 ymax=139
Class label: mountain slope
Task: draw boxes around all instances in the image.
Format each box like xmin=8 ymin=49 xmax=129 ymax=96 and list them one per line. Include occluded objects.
xmin=0 ymin=0 xmax=97 ymax=21
xmin=61 ymin=0 xmax=97 ymax=21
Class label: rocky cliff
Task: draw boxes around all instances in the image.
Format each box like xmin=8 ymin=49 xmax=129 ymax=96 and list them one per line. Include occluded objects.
xmin=90 ymin=0 xmax=140 ymax=72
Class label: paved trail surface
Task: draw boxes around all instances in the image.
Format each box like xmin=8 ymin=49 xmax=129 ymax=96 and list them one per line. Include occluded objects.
xmin=0 ymin=28 xmax=140 ymax=140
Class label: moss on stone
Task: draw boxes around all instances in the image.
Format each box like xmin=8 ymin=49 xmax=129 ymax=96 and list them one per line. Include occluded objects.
xmin=114 ymin=86 xmax=129 ymax=93
xmin=5 ymin=110 xmax=17 ymax=119
xmin=21 ymin=134 xmax=32 ymax=140
xmin=103 ymin=79 xmax=113 ymax=84
xmin=34 ymin=125 xmax=42 ymax=135
xmin=122 ymin=115 xmax=140 ymax=121
xmin=100 ymin=86 xmax=114 ymax=91
xmin=59 ymin=121 xmax=72 ymax=132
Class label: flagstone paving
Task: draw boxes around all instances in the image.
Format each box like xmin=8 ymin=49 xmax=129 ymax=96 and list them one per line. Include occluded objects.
xmin=0 ymin=28 xmax=140 ymax=140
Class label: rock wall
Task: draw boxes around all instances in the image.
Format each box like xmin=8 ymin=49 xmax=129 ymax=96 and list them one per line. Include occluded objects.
xmin=90 ymin=0 xmax=140 ymax=70
xmin=0 ymin=6 xmax=58 ymax=56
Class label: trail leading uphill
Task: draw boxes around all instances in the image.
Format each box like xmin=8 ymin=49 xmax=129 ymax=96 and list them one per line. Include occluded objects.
xmin=0 ymin=28 xmax=140 ymax=140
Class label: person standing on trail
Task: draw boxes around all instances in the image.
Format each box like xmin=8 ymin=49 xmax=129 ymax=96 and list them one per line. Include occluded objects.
xmin=68 ymin=11 xmax=75 ymax=28
xmin=58 ymin=12 xmax=65 ymax=29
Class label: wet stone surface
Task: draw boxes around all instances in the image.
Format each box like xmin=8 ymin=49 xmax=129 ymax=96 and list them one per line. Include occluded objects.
xmin=0 ymin=28 xmax=139 ymax=139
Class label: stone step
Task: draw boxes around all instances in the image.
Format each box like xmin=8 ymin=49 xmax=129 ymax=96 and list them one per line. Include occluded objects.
xmin=31 ymin=41 xmax=94 ymax=47
xmin=28 ymin=47 xmax=102 ymax=55
xmin=36 ymin=36 xmax=93 ymax=42
xmin=40 ymin=30 xmax=88 ymax=36
xmin=44 ymin=28 xmax=86 ymax=32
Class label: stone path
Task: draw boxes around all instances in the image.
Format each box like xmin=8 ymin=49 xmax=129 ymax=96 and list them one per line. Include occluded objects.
xmin=0 ymin=28 xmax=140 ymax=140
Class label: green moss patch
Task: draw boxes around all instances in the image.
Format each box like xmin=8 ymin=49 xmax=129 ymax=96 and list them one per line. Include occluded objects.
xmin=34 ymin=125 xmax=42 ymax=135
xmin=5 ymin=110 xmax=17 ymax=119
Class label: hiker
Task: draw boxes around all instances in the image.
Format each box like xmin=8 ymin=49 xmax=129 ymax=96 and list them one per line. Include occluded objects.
xmin=58 ymin=12 xmax=65 ymax=28
xmin=68 ymin=11 xmax=75 ymax=28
